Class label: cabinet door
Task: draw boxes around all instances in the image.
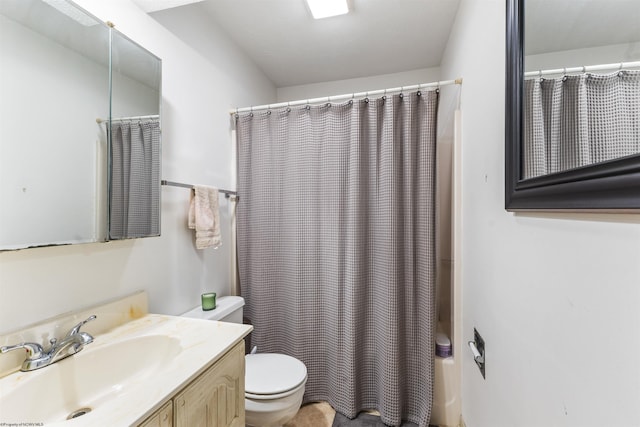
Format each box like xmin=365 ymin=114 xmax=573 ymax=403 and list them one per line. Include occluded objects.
xmin=174 ymin=342 xmax=245 ymax=427
xmin=139 ymin=401 xmax=173 ymax=427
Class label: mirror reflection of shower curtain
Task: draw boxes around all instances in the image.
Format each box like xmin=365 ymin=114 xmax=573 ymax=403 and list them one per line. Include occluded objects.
xmin=109 ymin=120 xmax=160 ymax=239
xmin=236 ymin=91 xmax=438 ymax=427
xmin=523 ymin=70 xmax=640 ymax=179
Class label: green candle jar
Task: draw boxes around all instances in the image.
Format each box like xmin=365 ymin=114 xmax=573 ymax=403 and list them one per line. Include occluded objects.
xmin=201 ymin=292 xmax=216 ymax=311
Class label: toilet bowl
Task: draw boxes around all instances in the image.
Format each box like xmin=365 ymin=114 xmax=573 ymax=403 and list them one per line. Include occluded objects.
xmin=181 ymin=296 xmax=307 ymax=427
xmin=244 ymin=353 xmax=307 ymax=427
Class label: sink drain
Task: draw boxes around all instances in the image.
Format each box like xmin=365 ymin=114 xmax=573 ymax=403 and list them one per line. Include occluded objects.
xmin=67 ymin=407 xmax=92 ymax=419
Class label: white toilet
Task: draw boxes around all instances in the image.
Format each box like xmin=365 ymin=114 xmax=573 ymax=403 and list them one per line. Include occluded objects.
xmin=181 ymin=296 xmax=307 ymax=427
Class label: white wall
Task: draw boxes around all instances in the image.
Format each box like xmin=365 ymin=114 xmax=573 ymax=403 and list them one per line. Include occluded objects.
xmin=0 ymin=0 xmax=276 ymax=334
xmin=276 ymin=67 xmax=440 ymax=103
xmin=525 ymin=42 xmax=640 ymax=73
xmin=440 ymin=1 xmax=640 ymax=426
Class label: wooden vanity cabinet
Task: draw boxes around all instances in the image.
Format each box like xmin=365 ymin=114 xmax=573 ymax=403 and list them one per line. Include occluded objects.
xmin=138 ymin=342 xmax=245 ymax=427
xmin=139 ymin=401 xmax=173 ymax=427
xmin=174 ymin=341 xmax=245 ymax=427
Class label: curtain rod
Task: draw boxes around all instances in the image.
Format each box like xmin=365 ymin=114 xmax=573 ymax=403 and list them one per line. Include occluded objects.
xmin=524 ymin=61 xmax=640 ymax=78
xmin=161 ymin=180 xmax=238 ymax=199
xmin=96 ymin=114 xmax=160 ymax=124
xmin=230 ymin=78 xmax=463 ymax=114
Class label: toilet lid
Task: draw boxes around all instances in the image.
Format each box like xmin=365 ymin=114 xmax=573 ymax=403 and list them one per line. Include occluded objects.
xmin=245 ymin=353 xmax=307 ymax=395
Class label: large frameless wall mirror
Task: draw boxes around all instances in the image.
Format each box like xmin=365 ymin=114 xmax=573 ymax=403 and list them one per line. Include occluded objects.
xmin=0 ymin=0 xmax=161 ymax=250
xmin=505 ymin=0 xmax=640 ymax=211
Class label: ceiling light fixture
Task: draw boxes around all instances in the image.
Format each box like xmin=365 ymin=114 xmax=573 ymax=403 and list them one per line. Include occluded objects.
xmin=305 ymin=0 xmax=349 ymax=20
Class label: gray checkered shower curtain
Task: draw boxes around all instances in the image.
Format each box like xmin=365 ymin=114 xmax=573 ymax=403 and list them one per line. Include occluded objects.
xmin=523 ymin=70 xmax=640 ymax=179
xmin=109 ymin=120 xmax=161 ymax=239
xmin=236 ymin=91 xmax=438 ymax=426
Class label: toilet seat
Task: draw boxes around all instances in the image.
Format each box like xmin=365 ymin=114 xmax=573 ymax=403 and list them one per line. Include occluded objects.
xmin=245 ymin=353 xmax=307 ymax=400
xmin=245 ymin=380 xmax=306 ymax=400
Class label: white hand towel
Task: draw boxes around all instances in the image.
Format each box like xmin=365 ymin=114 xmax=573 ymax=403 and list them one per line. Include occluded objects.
xmin=188 ymin=185 xmax=221 ymax=249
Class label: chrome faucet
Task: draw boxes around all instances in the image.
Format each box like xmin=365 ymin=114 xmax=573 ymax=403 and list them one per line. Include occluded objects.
xmin=0 ymin=315 xmax=96 ymax=372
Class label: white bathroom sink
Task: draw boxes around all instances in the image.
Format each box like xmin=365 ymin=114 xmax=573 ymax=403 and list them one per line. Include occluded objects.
xmin=0 ymin=334 xmax=181 ymax=424
xmin=0 ymin=314 xmax=251 ymax=426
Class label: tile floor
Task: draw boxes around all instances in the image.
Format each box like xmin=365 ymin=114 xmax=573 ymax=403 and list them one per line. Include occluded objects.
xmin=284 ymin=403 xmax=439 ymax=427
xmin=284 ymin=402 xmax=336 ymax=427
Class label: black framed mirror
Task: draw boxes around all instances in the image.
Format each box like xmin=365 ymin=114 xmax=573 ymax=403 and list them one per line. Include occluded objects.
xmin=505 ymin=0 xmax=640 ymax=211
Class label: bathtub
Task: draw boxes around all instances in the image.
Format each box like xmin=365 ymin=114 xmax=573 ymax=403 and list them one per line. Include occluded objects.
xmin=430 ymin=323 xmax=460 ymax=427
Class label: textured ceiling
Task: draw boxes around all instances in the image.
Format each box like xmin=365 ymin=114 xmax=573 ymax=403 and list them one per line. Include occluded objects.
xmin=158 ymin=0 xmax=462 ymax=88
xmin=139 ymin=0 xmax=640 ymax=88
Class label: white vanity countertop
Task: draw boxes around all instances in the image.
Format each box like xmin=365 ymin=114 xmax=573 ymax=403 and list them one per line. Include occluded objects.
xmin=0 ymin=314 xmax=252 ymax=426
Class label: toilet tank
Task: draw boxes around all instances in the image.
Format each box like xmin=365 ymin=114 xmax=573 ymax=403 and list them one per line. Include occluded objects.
xmin=181 ymin=296 xmax=244 ymax=324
